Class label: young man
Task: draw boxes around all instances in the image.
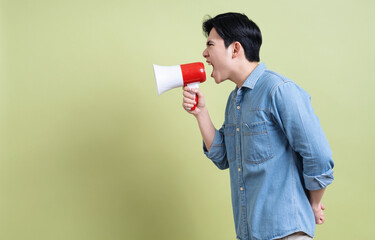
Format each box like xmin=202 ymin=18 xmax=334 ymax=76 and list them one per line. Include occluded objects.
xmin=182 ymin=13 xmax=334 ymax=240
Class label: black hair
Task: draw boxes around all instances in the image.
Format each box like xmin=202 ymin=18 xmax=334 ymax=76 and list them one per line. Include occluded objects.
xmin=202 ymin=12 xmax=262 ymax=62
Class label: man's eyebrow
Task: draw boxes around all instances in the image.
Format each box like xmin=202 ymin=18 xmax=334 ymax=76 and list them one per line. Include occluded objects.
xmin=206 ymin=40 xmax=214 ymax=46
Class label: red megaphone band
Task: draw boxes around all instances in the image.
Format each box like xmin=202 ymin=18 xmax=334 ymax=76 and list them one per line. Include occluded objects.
xmin=180 ymin=62 xmax=206 ymax=85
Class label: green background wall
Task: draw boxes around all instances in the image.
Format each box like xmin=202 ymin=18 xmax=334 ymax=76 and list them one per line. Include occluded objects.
xmin=1 ymin=0 xmax=374 ymax=239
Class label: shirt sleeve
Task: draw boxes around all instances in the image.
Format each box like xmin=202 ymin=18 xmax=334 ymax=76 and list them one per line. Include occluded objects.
xmin=203 ymin=125 xmax=229 ymax=170
xmin=270 ymin=81 xmax=334 ymax=191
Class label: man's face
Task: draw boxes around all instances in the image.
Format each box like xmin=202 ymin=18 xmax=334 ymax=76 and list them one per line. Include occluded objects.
xmin=202 ymin=28 xmax=233 ymax=84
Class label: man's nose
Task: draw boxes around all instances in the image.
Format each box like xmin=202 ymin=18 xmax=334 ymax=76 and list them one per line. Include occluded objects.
xmin=202 ymin=48 xmax=209 ymax=58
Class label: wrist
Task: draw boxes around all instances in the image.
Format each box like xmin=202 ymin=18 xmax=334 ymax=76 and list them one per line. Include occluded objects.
xmin=310 ymin=202 xmax=320 ymax=210
xmin=195 ymin=107 xmax=208 ymax=120
xmin=308 ymin=189 xmax=325 ymax=206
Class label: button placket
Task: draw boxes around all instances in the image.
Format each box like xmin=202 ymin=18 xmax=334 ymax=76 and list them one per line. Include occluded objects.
xmin=235 ymin=88 xmax=248 ymax=239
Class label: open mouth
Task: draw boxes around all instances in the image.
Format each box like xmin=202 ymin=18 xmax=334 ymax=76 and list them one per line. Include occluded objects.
xmin=207 ymin=61 xmax=214 ymax=78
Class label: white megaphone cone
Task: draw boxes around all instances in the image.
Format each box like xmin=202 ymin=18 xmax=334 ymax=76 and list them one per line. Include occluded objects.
xmin=153 ymin=62 xmax=206 ymax=110
xmin=153 ymin=64 xmax=184 ymax=95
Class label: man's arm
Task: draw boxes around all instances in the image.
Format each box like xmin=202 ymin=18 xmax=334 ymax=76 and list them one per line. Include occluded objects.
xmin=183 ymin=87 xmax=215 ymax=151
xmin=270 ymin=82 xmax=334 ymax=224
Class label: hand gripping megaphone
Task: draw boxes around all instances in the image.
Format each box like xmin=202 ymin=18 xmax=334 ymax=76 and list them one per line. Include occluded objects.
xmin=153 ymin=62 xmax=206 ymax=110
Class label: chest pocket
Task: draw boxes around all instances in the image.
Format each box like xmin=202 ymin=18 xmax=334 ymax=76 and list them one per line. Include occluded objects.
xmin=242 ymin=121 xmax=273 ymax=164
xmin=224 ymin=124 xmax=236 ymax=162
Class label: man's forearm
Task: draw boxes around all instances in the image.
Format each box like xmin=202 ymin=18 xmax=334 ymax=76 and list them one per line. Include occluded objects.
xmin=309 ymin=188 xmax=325 ymax=208
xmin=195 ymin=107 xmax=216 ymax=151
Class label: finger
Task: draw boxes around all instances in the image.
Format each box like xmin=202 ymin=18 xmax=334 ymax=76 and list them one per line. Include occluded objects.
xmin=183 ymin=103 xmax=195 ymax=109
xmin=183 ymin=97 xmax=196 ymax=105
xmin=183 ymin=100 xmax=196 ymax=108
xmin=318 ymin=215 xmax=324 ymax=224
xmin=192 ymin=88 xmax=203 ymax=98
xmin=183 ymin=90 xmax=195 ymax=99
xmin=321 ymin=203 xmax=325 ymax=210
xmin=182 ymin=102 xmax=189 ymax=110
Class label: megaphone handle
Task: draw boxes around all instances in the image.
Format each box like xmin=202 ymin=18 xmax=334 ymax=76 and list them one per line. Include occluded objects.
xmin=187 ymin=82 xmax=199 ymax=111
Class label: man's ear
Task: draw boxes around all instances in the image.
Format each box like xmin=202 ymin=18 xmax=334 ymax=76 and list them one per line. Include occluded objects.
xmin=232 ymin=42 xmax=242 ymax=58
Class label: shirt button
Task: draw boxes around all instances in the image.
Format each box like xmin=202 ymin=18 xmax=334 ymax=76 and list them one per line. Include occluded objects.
xmin=237 ymin=106 xmax=240 ymax=110
xmin=236 ymin=128 xmax=239 ymax=132
xmin=240 ymin=187 xmax=243 ymax=191
xmin=238 ymin=167 xmax=241 ymax=172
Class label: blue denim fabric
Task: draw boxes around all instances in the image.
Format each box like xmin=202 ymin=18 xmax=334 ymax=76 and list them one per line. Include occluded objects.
xmin=203 ymin=63 xmax=334 ymax=240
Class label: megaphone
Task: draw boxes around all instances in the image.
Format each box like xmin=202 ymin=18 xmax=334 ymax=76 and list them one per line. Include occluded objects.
xmin=153 ymin=62 xmax=206 ymax=110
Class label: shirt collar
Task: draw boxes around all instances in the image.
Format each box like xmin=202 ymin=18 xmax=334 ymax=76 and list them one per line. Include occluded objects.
xmin=240 ymin=62 xmax=267 ymax=90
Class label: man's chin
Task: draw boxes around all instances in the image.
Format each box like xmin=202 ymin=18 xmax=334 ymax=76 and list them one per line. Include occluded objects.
xmin=214 ymin=77 xmax=223 ymax=84
xmin=212 ymin=74 xmax=225 ymax=84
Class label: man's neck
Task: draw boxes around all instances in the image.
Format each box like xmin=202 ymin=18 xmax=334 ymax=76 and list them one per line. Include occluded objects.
xmin=230 ymin=61 xmax=259 ymax=88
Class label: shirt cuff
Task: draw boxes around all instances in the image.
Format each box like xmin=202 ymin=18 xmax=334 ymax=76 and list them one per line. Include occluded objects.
xmin=203 ymin=129 xmax=224 ymax=157
xmin=203 ymin=129 xmax=228 ymax=170
xmin=303 ymin=168 xmax=334 ymax=191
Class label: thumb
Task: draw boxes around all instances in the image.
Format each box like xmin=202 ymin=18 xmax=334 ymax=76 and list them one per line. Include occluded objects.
xmin=193 ymin=88 xmax=204 ymax=98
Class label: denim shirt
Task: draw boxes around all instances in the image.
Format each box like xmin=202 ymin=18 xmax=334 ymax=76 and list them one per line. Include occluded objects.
xmin=203 ymin=63 xmax=334 ymax=240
